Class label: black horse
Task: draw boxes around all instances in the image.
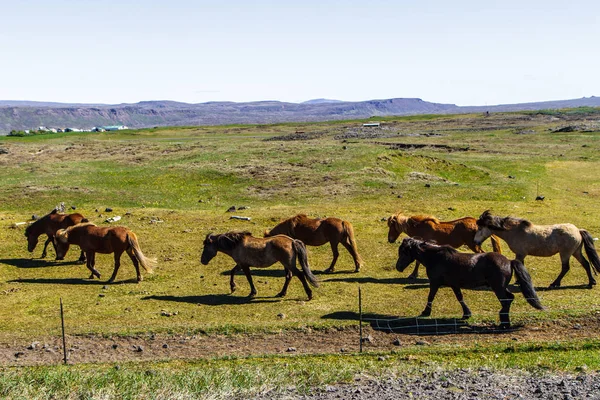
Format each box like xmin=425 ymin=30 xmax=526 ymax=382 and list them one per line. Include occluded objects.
xmin=395 ymin=237 xmax=544 ymax=328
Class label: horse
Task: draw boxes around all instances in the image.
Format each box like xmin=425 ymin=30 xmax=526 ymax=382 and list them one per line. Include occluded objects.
xmin=396 ymin=237 xmax=544 ymax=328
xmin=264 ymin=214 xmax=363 ymax=273
xmin=475 ymin=210 xmax=600 ymax=289
xmin=24 ymin=209 xmax=86 ymax=261
xmin=201 ymin=231 xmax=319 ymax=300
xmin=387 ymin=212 xmax=502 ymax=279
xmin=55 ymin=222 xmax=156 ymax=283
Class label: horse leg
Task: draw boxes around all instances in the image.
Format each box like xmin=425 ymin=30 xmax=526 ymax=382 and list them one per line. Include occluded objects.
xmin=572 ymin=247 xmax=596 ymax=288
xmin=549 ymin=253 xmax=571 ymax=288
xmin=340 ymin=241 xmax=361 ymax=273
xmin=494 ymin=287 xmax=515 ymax=329
xmin=124 ymin=248 xmax=142 ymax=282
xmin=420 ymin=282 xmax=440 ymax=317
xmin=241 ymin=265 xmax=257 ymax=297
xmin=107 ymin=251 xmax=125 ymax=283
xmin=229 ymin=264 xmax=242 ymax=293
xmin=408 ymin=261 xmax=420 ymax=280
xmin=292 ymin=265 xmax=314 ymax=301
xmin=325 ymin=242 xmax=339 ymax=273
xmin=42 ymin=235 xmax=53 ymax=259
xmin=78 ymin=250 xmax=86 ymax=263
xmin=451 ymin=286 xmax=472 ymax=320
xmin=86 ymin=252 xmax=101 ymax=279
xmin=276 ymin=267 xmax=293 ymax=298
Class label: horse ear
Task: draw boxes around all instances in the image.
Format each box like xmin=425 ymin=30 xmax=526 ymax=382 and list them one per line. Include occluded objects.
xmin=81 ymin=218 xmax=89 ymax=223
xmin=50 ymin=209 xmax=58 ymax=215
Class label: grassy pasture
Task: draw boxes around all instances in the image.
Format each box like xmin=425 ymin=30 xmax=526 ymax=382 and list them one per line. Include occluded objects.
xmin=1 ymin=111 xmax=600 ymax=339
xmin=1 ymin=109 xmax=600 ymax=397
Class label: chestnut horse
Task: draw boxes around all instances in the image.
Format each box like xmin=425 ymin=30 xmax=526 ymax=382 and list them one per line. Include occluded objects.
xmin=396 ymin=237 xmax=544 ymax=328
xmin=24 ymin=209 xmax=86 ymax=261
xmin=475 ymin=210 xmax=600 ymax=288
xmin=264 ymin=214 xmax=363 ymax=273
xmin=387 ymin=213 xmax=502 ymax=279
xmin=55 ymin=223 xmax=155 ymax=283
xmin=201 ymin=231 xmax=319 ymax=300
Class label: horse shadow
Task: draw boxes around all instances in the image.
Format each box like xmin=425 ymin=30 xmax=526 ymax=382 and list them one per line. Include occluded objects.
xmin=142 ymin=294 xmax=280 ymax=306
xmin=8 ymin=277 xmax=139 ymax=285
xmin=535 ymin=284 xmax=591 ymax=292
xmin=322 ymin=311 xmax=523 ymax=335
xmin=323 ymin=276 xmax=428 ymax=285
xmin=0 ymin=258 xmax=82 ymax=269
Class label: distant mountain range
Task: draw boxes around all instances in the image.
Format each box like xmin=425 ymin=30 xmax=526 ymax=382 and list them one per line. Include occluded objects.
xmin=1 ymin=96 xmax=599 ymax=134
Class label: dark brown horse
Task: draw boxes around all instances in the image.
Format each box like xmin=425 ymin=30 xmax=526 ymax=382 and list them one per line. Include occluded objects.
xmin=201 ymin=231 xmax=319 ymax=300
xmin=264 ymin=214 xmax=363 ymax=273
xmin=387 ymin=213 xmax=502 ymax=279
xmin=396 ymin=237 xmax=544 ymax=328
xmin=24 ymin=209 xmax=86 ymax=261
xmin=475 ymin=210 xmax=600 ymax=288
xmin=55 ymin=223 xmax=155 ymax=283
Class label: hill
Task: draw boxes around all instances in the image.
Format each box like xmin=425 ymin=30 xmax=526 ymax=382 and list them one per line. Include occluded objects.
xmin=0 ymin=96 xmax=599 ymax=133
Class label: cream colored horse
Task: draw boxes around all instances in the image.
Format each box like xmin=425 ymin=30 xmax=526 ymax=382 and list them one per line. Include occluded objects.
xmin=474 ymin=210 xmax=600 ymax=288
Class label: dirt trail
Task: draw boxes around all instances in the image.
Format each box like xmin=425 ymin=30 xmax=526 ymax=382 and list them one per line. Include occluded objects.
xmin=2 ymin=317 xmax=598 ymax=366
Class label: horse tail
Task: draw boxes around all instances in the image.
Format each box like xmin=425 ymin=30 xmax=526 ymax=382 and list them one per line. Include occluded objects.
xmin=292 ymin=239 xmax=319 ymax=288
xmin=342 ymin=220 xmax=364 ymax=267
xmin=580 ymin=230 xmax=600 ymax=274
xmin=511 ymin=260 xmax=544 ymax=310
xmin=127 ymin=231 xmax=156 ymax=274
xmin=490 ymin=235 xmax=503 ymax=254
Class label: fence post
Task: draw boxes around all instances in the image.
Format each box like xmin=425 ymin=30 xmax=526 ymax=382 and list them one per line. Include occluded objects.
xmin=60 ymin=298 xmax=67 ymax=365
xmin=359 ymin=286 xmax=363 ymax=353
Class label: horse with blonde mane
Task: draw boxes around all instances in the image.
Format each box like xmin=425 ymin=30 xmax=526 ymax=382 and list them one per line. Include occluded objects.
xmin=264 ymin=214 xmax=363 ymax=273
xmin=475 ymin=210 xmax=600 ymax=288
xmin=24 ymin=209 xmax=86 ymax=261
xmin=201 ymin=231 xmax=319 ymax=300
xmin=55 ymin=222 xmax=156 ymax=283
xmin=387 ymin=212 xmax=502 ymax=279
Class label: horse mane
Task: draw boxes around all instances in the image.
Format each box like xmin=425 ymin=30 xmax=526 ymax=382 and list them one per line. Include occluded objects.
xmin=409 ymin=215 xmax=440 ymax=226
xmin=217 ymin=231 xmax=252 ymax=250
xmin=25 ymin=209 xmax=65 ymax=236
xmin=478 ymin=210 xmax=531 ymax=230
xmin=64 ymin=222 xmax=97 ymax=232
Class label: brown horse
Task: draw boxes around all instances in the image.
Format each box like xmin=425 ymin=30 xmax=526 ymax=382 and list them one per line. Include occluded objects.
xmin=55 ymin=223 xmax=156 ymax=283
xmin=201 ymin=231 xmax=319 ymax=300
xmin=396 ymin=237 xmax=544 ymax=328
xmin=264 ymin=214 xmax=363 ymax=273
xmin=24 ymin=209 xmax=86 ymax=261
xmin=387 ymin=213 xmax=502 ymax=279
xmin=475 ymin=210 xmax=600 ymax=288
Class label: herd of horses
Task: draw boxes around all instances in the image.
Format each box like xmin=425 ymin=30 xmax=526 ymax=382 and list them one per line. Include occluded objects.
xmin=22 ymin=208 xmax=600 ymax=328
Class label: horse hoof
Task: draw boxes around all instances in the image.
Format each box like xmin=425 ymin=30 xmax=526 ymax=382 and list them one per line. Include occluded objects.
xmin=499 ymin=323 xmax=511 ymax=330
xmin=461 ymin=315 xmax=472 ymax=320
xmin=419 ymin=312 xmax=431 ymax=318
xmin=353 ymin=268 xmax=360 ymax=273
xmin=275 ymin=292 xmax=285 ymax=298
xmin=324 ymin=268 xmax=334 ymax=274
xmin=55 ymin=257 xmax=64 ymax=261
xmin=408 ymin=275 xmax=418 ymax=281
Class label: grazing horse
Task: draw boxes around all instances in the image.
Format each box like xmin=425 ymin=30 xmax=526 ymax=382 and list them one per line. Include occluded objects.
xmin=387 ymin=213 xmax=502 ymax=279
xmin=201 ymin=231 xmax=319 ymax=300
xmin=475 ymin=210 xmax=600 ymax=289
xmin=55 ymin=223 xmax=155 ymax=283
xmin=396 ymin=237 xmax=544 ymax=328
xmin=24 ymin=209 xmax=86 ymax=261
xmin=264 ymin=214 xmax=363 ymax=273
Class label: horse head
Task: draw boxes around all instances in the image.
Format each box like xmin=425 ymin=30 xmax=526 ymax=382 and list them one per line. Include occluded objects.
xmin=387 ymin=213 xmax=408 ymax=243
xmin=396 ymin=237 xmax=421 ymax=272
xmin=53 ymin=228 xmax=71 ymax=260
xmin=200 ymin=233 xmax=218 ymax=265
xmin=474 ymin=210 xmax=495 ymax=246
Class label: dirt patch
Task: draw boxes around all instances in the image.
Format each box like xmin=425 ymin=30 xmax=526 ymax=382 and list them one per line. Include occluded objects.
xmin=374 ymin=141 xmax=470 ymax=152
xmin=2 ymin=317 xmax=598 ymax=366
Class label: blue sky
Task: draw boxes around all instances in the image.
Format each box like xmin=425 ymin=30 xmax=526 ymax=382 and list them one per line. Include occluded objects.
xmin=1 ymin=0 xmax=598 ymax=105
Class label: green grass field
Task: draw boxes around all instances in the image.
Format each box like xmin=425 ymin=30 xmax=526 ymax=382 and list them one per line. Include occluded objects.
xmin=1 ymin=109 xmax=600 ymax=397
